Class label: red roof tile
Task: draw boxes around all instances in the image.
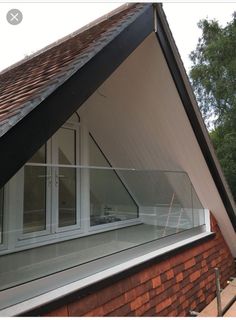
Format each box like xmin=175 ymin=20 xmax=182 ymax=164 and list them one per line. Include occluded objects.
xmin=0 ymin=3 xmax=147 ymax=136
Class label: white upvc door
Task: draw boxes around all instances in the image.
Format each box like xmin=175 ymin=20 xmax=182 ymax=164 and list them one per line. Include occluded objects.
xmin=16 ymin=123 xmax=80 ymax=245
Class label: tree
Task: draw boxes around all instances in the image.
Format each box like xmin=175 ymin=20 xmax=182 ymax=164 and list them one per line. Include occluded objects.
xmin=210 ymin=126 xmax=236 ymax=198
xmin=189 ymin=12 xmax=236 ymax=200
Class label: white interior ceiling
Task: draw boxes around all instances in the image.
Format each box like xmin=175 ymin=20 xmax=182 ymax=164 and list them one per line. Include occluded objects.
xmin=78 ymin=32 xmax=236 ymax=256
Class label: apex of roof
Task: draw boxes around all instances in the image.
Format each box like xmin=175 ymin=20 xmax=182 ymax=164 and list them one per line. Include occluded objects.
xmin=0 ymin=3 xmax=150 ymax=137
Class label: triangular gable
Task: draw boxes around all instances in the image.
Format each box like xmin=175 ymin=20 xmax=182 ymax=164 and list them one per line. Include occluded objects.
xmin=0 ymin=2 xmax=235 ymax=234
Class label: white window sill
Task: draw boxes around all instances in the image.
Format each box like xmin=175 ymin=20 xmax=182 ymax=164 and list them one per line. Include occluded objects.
xmin=0 ymin=227 xmax=213 ymax=316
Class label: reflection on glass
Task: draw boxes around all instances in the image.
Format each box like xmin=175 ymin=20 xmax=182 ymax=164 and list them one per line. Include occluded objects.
xmin=89 ymin=135 xmax=139 ymax=226
xmin=0 ymin=188 xmax=3 ymax=243
xmin=192 ymin=184 xmax=205 ymax=227
xmin=58 ymin=128 xmax=76 ymax=228
xmin=29 ymin=145 xmax=46 ymax=163
xmin=23 ymin=145 xmax=46 ymax=233
xmin=1 ymin=165 xmax=206 ymax=294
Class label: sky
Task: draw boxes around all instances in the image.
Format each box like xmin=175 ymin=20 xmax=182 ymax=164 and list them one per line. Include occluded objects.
xmin=0 ymin=2 xmax=235 ymax=73
xmin=163 ymin=3 xmax=236 ymax=71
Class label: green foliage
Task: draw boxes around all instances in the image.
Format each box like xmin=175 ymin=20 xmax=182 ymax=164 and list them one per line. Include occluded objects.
xmin=210 ymin=126 xmax=236 ymax=198
xmin=189 ymin=12 xmax=236 ymax=200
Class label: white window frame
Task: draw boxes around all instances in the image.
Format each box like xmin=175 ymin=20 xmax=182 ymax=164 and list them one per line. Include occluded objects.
xmin=0 ymin=118 xmax=141 ymax=254
xmin=0 ymin=120 xmax=82 ymax=251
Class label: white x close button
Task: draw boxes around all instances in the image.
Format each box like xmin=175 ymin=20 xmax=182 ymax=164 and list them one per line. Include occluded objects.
xmin=6 ymin=9 xmax=23 ymax=25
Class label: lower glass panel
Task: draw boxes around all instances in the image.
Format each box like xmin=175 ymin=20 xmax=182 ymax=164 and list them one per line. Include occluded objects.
xmin=23 ymin=166 xmax=46 ymax=234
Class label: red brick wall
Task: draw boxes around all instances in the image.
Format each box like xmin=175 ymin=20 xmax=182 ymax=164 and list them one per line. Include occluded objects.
xmin=44 ymin=214 xmax=235 ymax=316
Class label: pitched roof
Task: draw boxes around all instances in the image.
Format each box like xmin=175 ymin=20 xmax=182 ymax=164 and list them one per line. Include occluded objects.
xmin=0 ymin=3 xmax=147 ymax=137
xmin=0 ymin=3 xmax=235 ymax=233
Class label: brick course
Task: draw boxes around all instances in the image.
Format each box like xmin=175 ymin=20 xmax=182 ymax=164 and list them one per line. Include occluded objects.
xmin=44 ymin=214 xmax=235 ymax=317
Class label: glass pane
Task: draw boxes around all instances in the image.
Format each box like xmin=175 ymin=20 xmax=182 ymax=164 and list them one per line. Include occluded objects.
xmin=28 ymin=145 xmax=46 ymax=163
xmin=119 ymin=170 xmax=197 ymax=236
xmin=1 ymin=165 xmax=205 ymax=301
xmin=58 ymin=128 xmax=76 ymax=227
xmin=89 ymin=136 xmax=138 ymax=227
xmin=192 ymin=184 xmax=205 ymax=227
xmin=0 ymin=188 xmax=3 ymax=244
xmin=23 ymin=166 xmax=47 ymax=233
xmin=23 ymin=146 xmax=47 ymax=233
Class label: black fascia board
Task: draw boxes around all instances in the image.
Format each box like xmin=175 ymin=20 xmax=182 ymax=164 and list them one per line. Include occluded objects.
xmin=154 ymin=5 xmax=236 ymax=231
xmin=0 ymin=4 xmax=153 ymax=189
